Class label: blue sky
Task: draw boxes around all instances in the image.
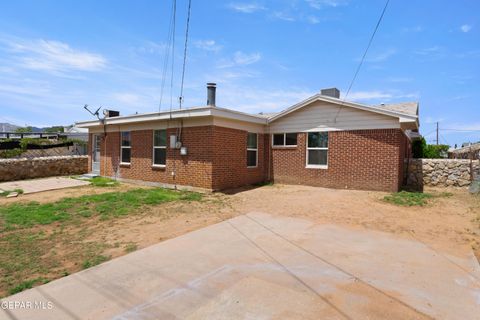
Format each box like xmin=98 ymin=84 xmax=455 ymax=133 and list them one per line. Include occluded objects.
xmin=0 ymin=0 xmax=478 ymax=146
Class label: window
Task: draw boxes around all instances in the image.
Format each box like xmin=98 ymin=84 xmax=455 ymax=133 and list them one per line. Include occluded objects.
xmin=307 ymin=132 xmax=328 ymax=167
xmin=247 ymin=132 xmax=257 ymax=167
xmin=272 ymin=133 xmax=297 ymax=147
xmin=120 ymin=131 xmax=131 ymax=164
xmin=153 ymin=130 xmax=167 ymax=166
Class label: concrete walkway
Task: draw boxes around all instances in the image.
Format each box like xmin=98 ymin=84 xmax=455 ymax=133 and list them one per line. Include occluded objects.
xmin=0 ymin=177 xmax=89 ymax=194
xmin=1 ymin=212 xmax=479 ymax=320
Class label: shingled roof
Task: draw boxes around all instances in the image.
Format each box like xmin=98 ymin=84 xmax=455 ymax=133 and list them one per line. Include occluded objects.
xmin=376 ymin=102 xmax=419 ymax=116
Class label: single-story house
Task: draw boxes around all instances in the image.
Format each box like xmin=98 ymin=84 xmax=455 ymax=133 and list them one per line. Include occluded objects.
xmin=76 ymin=84 xmax=420 ymax=192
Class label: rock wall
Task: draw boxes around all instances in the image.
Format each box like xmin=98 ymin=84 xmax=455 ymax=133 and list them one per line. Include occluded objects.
xmin=407 ymin=159 xmax=479 ymax=190
xmin=0 ymin=156 xmax=88 ymax=182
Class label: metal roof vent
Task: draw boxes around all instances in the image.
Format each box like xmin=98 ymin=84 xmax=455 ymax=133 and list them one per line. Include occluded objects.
xmin=320 ymin=88 xmax=340 ymax=99
xmin=207 ymin=83 xmax=216 ymax=107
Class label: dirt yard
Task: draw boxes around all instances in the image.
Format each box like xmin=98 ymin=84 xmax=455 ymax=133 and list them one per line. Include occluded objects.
xmin=0 ymin=182 xmax=479 ymax=297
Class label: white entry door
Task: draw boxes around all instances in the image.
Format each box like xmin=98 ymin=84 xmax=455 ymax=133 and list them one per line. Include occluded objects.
xmin=92 ymin=135 xmax=101 ymax=174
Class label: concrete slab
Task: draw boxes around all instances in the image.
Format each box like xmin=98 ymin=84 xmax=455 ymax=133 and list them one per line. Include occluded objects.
xmin=0 ymin=177 xmax=89 ymax=194
xmin=1 ymin=212 xmax=479 ymax=320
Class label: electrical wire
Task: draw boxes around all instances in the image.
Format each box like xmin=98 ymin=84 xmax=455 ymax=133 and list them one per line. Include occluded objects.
xmin=169 ymin=0 xmax=177 ymax=113
xmin=158 ymin=0 xmax=176 ymax=112
xmin=179 ymin=0 xmax=192 ymax=109
xmin=441 ymin=128 xmax=480 ymax=132
xmin=333 ymin=0 xmax=390 ymax=122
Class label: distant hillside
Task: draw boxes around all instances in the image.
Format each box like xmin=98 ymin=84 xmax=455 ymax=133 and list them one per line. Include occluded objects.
xmin=0 ymin=123 xmax=20 ymax=132
xmin=0 ymin=123 xmax=66 ymax=133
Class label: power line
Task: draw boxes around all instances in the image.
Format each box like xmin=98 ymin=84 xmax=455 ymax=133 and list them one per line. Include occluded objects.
xmin=158 ymin=0 xmax=177 ymax=112
xmin=441 ymin=128 xmax=480 ymax=132
xmin=333 ymin=0 xmax=390 ymax=122
xmin=169 ymin=0 xmax=177 ymax=113
xmin=179 ymin=0 xmax=192 ymax=109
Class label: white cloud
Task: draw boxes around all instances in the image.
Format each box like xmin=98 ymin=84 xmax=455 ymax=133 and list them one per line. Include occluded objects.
xmin=424 ymin=116 xmax=445 ymax=124
xmin=346 ymin=90 xmax=419 ymax=102
xmin=414 ymin=46 xmax=441 ymax=56
xmin=460 ymin=24 xmax=472 ymax=33
xmin=364 ymin=48 xmax=397 ymax=62
xmin=306 ymin=16 xmax=321 ymax=24
xmin=402 ymin=26 xmax=423 ymax=33
xmin=194 ymin=40 xmax=222 ymax=52
xmin=233 ymin=51 xmax=261 ymax=65
xmin=218 ymin=51 xmax=262 ymax=68
xmin=306 ymin=0 xmax=348 ymax=9
xmin=386 ymin=77 xmax=413 ymax=83
xmin=136 ymin=41 xmax=167 ymax=54
xmin=228 ymin=2 xmax=265 ymax=13
xmin=216 ymin=85 xmax=313 ymax=113
xmin=347 ymin=91 xmax=392 ymax=101
xmin=3 ymin=37 xmax=106 ymax=72
xmin=271 ymin=11 xmax=296 ymax=22
xmin=111 ymin=93 xmax=143 ymax=106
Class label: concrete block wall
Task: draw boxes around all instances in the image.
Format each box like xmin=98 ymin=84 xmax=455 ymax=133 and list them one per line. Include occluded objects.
xmin=0 ymin=156 xmax=88 ymax=182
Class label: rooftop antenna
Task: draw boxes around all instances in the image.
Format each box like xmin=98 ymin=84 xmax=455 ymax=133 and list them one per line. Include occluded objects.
xmin=83 ymin=104 xmax=102 ymax=120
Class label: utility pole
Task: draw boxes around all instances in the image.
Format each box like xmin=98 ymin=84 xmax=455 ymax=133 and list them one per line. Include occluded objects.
xmin=436 ymin=122 xmax=439 ymax=145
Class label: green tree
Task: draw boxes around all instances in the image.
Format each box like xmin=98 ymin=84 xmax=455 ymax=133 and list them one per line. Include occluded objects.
xmin=423 ymin=144 xmax=449 ymax=158
xmin=412 ymin=138 xmax=426 ymax=158
xmin=15 ymin=126 xmax=33 ymax=133
xmin=43 ymin=126 xmax=64 ymax=133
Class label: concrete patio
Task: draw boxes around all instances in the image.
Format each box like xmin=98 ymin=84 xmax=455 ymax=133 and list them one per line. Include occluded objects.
xmin=1 ymin=212 xmax=479 ymax=319
xmin=0 ymin=176 xmax=89 ymax=195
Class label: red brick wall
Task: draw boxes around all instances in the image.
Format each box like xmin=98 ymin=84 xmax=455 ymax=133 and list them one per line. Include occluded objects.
xmin=96 ymin=125 xmax=268 ymax=190
xmin=211 ymin=126 xmax=268 ymax=190
xmin=271 ymin=129 xmax=404 ymax=192
xmin=99 ymin=127 xmax=214 ymax=189
xmin=93 ymin=125 xmax=407 ymax=192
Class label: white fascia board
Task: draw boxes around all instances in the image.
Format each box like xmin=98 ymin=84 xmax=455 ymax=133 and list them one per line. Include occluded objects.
xmin=76 ymin=106 xmax=267 ymax=128
xmin=211 ymin=107 xmax=267 ymax=124
xmin=268 ymin=94 xmax=418 ymax=123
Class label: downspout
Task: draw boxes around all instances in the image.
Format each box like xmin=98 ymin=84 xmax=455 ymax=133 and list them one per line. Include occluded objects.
xmin=266 ymin=122 xmax=271 ymax=183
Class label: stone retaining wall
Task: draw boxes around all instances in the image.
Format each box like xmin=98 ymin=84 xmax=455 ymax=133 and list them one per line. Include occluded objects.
xmin=0 ymin=156 xmax=88 ymax=182
xmin=407 ymin=159 xmax=479 ymax=190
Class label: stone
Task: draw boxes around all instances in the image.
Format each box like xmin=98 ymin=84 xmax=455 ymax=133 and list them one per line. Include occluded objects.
xmin=469 ymin=180 xmax=480 ymax=194
xmin=458 ymin=179 xmax=471 ymax=187
xmin=6 ymin=192 xmax=18 ymax=198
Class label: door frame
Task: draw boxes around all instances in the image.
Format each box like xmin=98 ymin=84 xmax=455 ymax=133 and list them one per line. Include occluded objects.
xmin=92 ymin=134 xmax=101 ymax=174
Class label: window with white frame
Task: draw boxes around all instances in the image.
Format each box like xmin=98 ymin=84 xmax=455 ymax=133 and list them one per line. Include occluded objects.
xmin=247 ymin=132 xmax=258 ymax=167
xmin=273 ymin=133 xmax=297 ymax=146
xmin=120 ymin=131 xmax=131 ymax=164
xmin=153 ymin=130 xmax=167 ymax=166
xmin=307 ymin=132 xmax=328 ymax=167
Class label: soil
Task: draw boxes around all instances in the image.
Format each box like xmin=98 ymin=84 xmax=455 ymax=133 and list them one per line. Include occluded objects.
xmin=1 ymin=182 xmax=479 ymax=297
xmin=228 ymin=185 xmax=480 ymax=262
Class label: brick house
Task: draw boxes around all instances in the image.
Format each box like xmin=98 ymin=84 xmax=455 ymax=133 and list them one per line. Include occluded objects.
xmin=76 ymin=84 xmax=419 ymax=192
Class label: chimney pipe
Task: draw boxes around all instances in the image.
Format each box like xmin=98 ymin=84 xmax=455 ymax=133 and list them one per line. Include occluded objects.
xmin=207 ymin=83 xmax=216 ymax=107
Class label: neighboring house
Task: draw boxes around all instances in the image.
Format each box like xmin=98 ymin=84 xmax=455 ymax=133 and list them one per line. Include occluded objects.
xmin=76 ymin=84 xmax=419 ymax=192
xmin=450 ymin=142 xmax=480 ymax=160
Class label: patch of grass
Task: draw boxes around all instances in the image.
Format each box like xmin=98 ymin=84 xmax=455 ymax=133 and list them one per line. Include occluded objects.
xmin=0 ymin=188 xmax=202 ymax=229
xmin=82 ymin=255 xmax=110 ymax=269
xmin=9 ymin=277 xmax=47 ymax=295
xmin=0 ymin=189 xmax=24 ymax=197
xmin=383 ymin=191 xmax=452 ymax=207
xmin=124 ymin=242 xmax=138 ymax=253
xmin=89 ymin=177 xmax=119 ymax=187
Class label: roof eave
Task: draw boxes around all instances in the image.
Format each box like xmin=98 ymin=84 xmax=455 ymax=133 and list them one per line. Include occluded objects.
xmin=268 ymin=94 xmax=418 ymax=123
xmin=76 ymin=106 xmax=267 ymax=129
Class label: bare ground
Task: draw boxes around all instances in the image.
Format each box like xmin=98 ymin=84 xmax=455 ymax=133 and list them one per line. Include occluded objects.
xmin=0 ymin=182 xmax=479 ymax=297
